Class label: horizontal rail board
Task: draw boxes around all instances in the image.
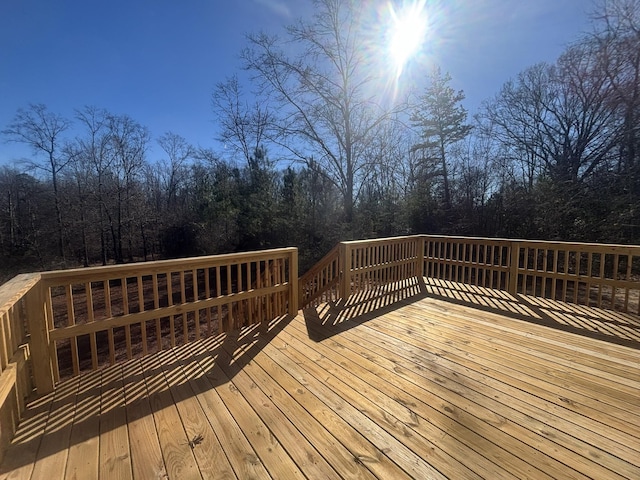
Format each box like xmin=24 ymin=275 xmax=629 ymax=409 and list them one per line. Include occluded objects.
xmin=48 ymin=283 xmax=290 ymax=341
xmin=40 ymin=248 xmax=296 ymax=286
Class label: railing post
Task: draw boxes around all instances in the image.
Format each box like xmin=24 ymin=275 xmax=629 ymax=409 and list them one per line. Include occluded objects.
xmin=289 ymin=248 xmax=299 ymax=315
xmin=508 ymin=241 xmax=520 ymax=295
xmin=417 ymin=236 xmax=425 ymax=278
xmin=24 ymin=279 xmax=54 ymax=395
xmin=339 ymin=242 xmax=351 ymax=301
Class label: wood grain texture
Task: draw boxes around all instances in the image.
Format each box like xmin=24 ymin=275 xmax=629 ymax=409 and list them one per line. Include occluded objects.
xmin=0 ymin=293 xmax=637 ymax=479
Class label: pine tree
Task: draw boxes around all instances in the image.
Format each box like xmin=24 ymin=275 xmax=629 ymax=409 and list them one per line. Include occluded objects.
xmin=410 ymin=67 xmax=472 ymax=210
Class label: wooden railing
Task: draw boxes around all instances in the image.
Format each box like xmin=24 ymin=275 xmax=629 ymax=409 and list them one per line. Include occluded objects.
xmin=298 ymin=236 xmax=424 ymax=309
xmin=298 ymin=244 xmax=340 ymax=308
xmin=1 ymin=235 xmax=638 ymax=462
xmin=300 ymin=235 xmax=640 ymax=316
xmin=40 ymin=248 xmax=298 ymax=384
xmin=510 ymin=239 xmax=640 ymax=313
xmin=423 ymin=236 xmax=512 ymax=291
xmin=0 ymin=247 xmax=298 ymax=402
xmin=0 ymin=273 xmax=40 ymax=460
xmin=341 ymin=236 xmax=423 ymax=298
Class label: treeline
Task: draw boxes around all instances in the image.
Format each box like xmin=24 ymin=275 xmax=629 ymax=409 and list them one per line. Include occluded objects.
xmin=1 ymin=0 xmax=638 ymax=282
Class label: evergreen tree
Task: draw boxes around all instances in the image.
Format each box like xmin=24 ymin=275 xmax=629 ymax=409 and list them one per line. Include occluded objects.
xmin=410 ymin=67 xmax=472 ymax=210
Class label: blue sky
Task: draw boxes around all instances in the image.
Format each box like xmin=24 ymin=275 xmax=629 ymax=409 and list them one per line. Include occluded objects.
xmin=0 ymin=0 xmax=594 ymax=165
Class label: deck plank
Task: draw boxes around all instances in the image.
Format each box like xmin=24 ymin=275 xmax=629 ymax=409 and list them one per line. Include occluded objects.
xmin=170 ymin=339 xmax=264 ymax=480
xmin=220 ymin=337 xmax=378 ymax=480
xmin=252 ymin=346 xmax=414 ymax=480
xmin=1 ymin=291 xmax=638 ymax=479
xmin=0 ymin=393 xmax=54 ymax=480
xmin=98 ymin=365 xmax=132 ymax=479
xmin=394 ymin=301 xmax=640 ymax=432
xmin=183 ymin=337 xmax=307 ymax=479
xmin=162 ymin=346 xmax=241 ymax=480
xmin=304 ymin=310 xmax=636 ymax=479
xmin=121 ymin=359 xmax=166 ymax=480
xmin=141 ymin=352 xmax=201 ymax=480
xmin=286 ymin=317 xmax=563 ymax=479
xmin=29 ymin=376 xmax=78 ymax=480
xmin=214 ymin=337 xmax=343 ymax=479
xmin=264 ymin=330 xmax=490 ymax=479
xmin=64 ymin=370 xmax=100 ymax=480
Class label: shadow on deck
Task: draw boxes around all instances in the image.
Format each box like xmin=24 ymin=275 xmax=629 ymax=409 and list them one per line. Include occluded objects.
xmin=1 ymin=279 xmax=638 ymax=479
xmin=303 ymin=277 xmax=640 ymax=349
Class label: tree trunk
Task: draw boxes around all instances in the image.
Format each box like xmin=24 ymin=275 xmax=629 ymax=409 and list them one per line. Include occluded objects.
xmin=440 ymin=140 xmax=451 ymax=210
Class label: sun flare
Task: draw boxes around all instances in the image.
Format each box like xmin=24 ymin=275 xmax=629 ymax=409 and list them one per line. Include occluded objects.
xmin=387 ymin=0 xmax=428 ymax=77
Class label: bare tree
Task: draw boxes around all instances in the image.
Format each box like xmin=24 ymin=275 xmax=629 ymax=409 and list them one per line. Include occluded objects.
xmin=242 ymin=0 xmax=401 ymax=223
xmin=589 ymin=0 xmax=640 ymax=173
xmin=157 ymin=132 xmax=194 ymax=209
xmin=481 ymin=47 xmax=620 ymax=185
xmin=212 ymin=75 xmax=272 ymax=165
xmin=2 ymin=104 xmax=71 ymax=260
xmin=105 ymin=114 xmax=150 ymax=263
xmin=74 ymin=106 xmax=113 ymax=264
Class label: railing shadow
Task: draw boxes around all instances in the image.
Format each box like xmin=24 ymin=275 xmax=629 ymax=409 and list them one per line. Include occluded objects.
xmin=423 ymin=278 xmax=640 ymax=349
xmin=0 ymin=313 xmax=296 ymax=475
xmin=4 ymin=275 xmax=638 ymax=475
xmin=303 ymin=277 xmax=428 ymax=342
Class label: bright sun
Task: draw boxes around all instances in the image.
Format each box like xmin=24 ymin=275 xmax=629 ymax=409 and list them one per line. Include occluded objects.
xmin=388 ymin=0 xmax=427 ymax=77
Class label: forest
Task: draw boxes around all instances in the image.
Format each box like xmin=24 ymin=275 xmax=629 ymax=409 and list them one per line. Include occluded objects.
xmin=1 ymin=0 xmax=638 ymax=283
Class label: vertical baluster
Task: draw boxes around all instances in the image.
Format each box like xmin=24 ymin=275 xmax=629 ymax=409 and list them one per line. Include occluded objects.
xmin=216 ymin=266 xmax=223 ymax=333
xmin=276 ymin=258 xmax=282 ymax=315
xmin=66 ymin=284 xmax=80 ymax=376
xmin=586 ymin=252 xmax=593 ymax=307
xmin=529 ymin=248 xmax=536 ymax=296
xmin=540 ymin=249 xmax=548 ymax=298
xmin=180 ymin=271 xmax=187 ymax=341
xmin=237 ymin=263 xmax=245 ymax=324
xmin=153 ymin=274 xmax=160 ymax=350
xmin=267 ymin=260 xmax=273 ymax=320
xmin=86 ymin=282 xmax=98 ymax=371
xmin=138 ymin=276 xmax=146 ymax=356
xmin=484 ymin=244 xmax=490 ymax=289
xmin=226 ymin=264 xmax=233 ymax=329
xmin=167 ymin=272 xmax=175 ymax=348
xmin=623 ymin=254 xmax=631 ymax=313
xmin=120 ymin=282 xmax=130 ymax=355
xmin=561 ymin=251 xmax=568 ymax=302
xmin=45 ymin=287 xmax=60 ymax=383
xmin=0 ymin=311 xmax=9 ymax=371
xmin=612 ymin=254 xmax=619 ymax=310
xmin=205 ymin=268 xmax=212 ymax=335
xmin=247 ymin=263 xmax=254 ymax=325
xmin=551 ymin=249 xmax=558 ymax=301
xmin=572 ymin=251 xmax=582 ymax=305
xmin=105 ymin=279 xmax=115 ymax=365
xmin=193 ymin=269 xmax=200 ymax=339
xmin=597 ymin=254 xmax=605 ymax=308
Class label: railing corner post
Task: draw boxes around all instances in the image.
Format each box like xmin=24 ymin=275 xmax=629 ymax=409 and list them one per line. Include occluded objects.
xmin=508 ymin=241 xmax=520 ymax=295
xmin=289 ymin=248 xmax=299 ymax=315
xmin=25 ymin=278 xmax=54 ymax=395
xmin=339 ymin=242 xmax=351 ymax=301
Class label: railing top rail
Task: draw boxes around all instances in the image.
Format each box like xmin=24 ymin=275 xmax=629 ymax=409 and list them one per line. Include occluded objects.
xmin=299 ymin=243 xmax=340 ymax=280
xmin=39 ymin=247 xmax=298 ymax=285
xmin=421 ymin=234 xmax=640 ymax=252
xmin=0 ymin=272 xmax=41 ymax=317
xmin=341 ymin=235 xmax=423 ymax=246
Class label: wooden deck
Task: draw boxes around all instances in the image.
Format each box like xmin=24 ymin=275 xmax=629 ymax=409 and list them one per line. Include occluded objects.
xmin=1 ymin=280 xmax=639 ymax=479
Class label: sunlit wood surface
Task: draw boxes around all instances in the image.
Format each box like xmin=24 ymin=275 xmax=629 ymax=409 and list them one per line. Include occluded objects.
xmin=1 ymin=280 xmax=638 ymax=479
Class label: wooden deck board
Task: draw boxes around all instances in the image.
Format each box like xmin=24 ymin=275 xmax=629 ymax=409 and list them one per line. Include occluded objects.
xmin=1 ymin=289 xmax=638 ymax=479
